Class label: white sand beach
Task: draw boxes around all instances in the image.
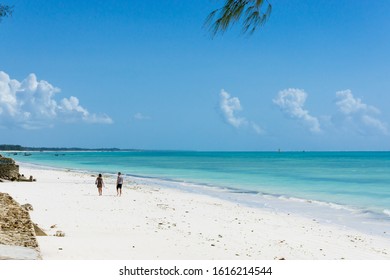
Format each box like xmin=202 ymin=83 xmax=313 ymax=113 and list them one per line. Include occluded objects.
xmin=1 ymin=163 xmax=390 ymax=260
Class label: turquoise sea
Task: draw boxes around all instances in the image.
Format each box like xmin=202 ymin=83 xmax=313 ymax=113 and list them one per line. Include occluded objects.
xmin=5 ymin=151 xmax=390 ymax=237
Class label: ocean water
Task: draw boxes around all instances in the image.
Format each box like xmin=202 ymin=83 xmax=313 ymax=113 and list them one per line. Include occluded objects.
xmin=5 ymin=151 xmax=390 ymax=237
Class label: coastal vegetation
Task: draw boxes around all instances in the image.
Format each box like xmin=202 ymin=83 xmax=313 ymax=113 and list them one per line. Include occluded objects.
xmin=0 ymin=144 xmax=126 ymax=152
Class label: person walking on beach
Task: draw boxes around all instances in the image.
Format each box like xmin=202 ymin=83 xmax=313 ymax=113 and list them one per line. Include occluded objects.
xmin=95 ymin=174 xmax=104 ymax=196
xmin=116 ymin=172 xmax=123 ymax=196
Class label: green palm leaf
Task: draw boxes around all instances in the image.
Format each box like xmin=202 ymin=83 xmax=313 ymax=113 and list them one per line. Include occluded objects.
xmin=205 ymin=0 xmax=272 ymax=37
xmin=0 ymin=4 xmax=13 ymax=22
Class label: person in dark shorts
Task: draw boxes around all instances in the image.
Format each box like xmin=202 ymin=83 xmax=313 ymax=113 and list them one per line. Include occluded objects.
xmin=116 ymin=172 xmax=123 ymax=196
xmin=95 ymin=173 xmax=104 ymax=196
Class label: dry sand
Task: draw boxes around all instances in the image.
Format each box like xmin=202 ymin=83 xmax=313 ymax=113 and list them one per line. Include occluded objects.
xmin=0 ymin=163 xmax=389 ymax=260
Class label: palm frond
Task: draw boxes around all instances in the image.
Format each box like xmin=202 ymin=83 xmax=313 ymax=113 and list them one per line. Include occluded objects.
xmin=205 ymin=0 xmax=272 ymax=37
xmin=0 ymin=4 xmax=13 ymax=22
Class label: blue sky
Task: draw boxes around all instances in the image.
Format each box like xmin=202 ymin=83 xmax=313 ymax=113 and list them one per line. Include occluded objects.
xmin=1 ymin=0 xmax=390 ymax=151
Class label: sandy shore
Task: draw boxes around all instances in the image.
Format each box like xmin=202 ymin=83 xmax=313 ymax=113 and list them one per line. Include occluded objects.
xmin=0 ymin=163 xmax=389 ymax=260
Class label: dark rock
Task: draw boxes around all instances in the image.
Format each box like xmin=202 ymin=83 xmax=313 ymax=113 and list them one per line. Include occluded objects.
xmin=21 ymin=203 xmax=34 ymax=211
xmin=0 ymin=155 xmax=20 ymax=181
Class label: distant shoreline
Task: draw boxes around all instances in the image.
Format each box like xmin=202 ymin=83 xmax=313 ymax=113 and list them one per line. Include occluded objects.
xmin=0 ymin=144 xmax=141 ymax=152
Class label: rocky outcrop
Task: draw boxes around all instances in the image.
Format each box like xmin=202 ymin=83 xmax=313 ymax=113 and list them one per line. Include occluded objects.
xmin=0 ymin=193 xmax=39 ymax=248
xmin=0 ymin=154 xmax=20 ymax=181
xmin=0 ymin=193 xmax=42 ymax=259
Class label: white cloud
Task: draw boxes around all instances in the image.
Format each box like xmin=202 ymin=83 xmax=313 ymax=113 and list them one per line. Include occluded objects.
xmin=60 ymin=96 xmax=89 ymax=116
xmin=134 ymin=112 xmax=151 ymax=120
xmin=219 ymin=89 xmax=264 ymax=134
xmin=0 ymin=71 xmax=19 ymax=117
xmin=59 ymin=96 xmax=113 ymax=124
xmin=273 ymin=88 xmax=321 ymax=133
xmin=83 ymin=113 xmax=113 ymax=124
xmin=336 ymin=90 xmax=379 ymax=115
xmin=219 ymin=89 xmax=247 ymax=128
xmin=335 ymin=90 xmax=387 ymax=134
xmin=361 ymin=115 xmax=388 ymax=135
xmin=0 ymin=71 xmax=113 ymax=129
xmin=251 ymin=122 xmax=263 ymax=135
